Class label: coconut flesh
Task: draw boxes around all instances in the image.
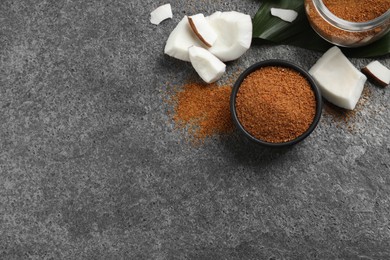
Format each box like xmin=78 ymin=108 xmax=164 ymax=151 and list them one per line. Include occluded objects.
xmin=164 ymin=11 xmax=252 ymax=62
xmin=309 ymin=46 xmax=367 ymax=110
xmin=361 ymin=61 xmax=390 ymax=87
xmin=188 ymin=46 xmax=226 ymax=83
xmin=188 ymin=13 xmax=217 ymax=48
xmin=150 ymin=4 xmax=173 ymax=25
xmin=164 ymin=11 xmax=252 ymax=83
xmin=164 ymin=15 xmax=206 ymax=62
xmin=270 ymin=8 xmax=298 ymax=23
xmin=206 ymin=11 xmax=252 ymax=62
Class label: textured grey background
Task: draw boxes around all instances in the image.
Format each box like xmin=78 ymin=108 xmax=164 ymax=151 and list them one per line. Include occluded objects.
xmin=1 ymin=0 xmax=390 ymax=259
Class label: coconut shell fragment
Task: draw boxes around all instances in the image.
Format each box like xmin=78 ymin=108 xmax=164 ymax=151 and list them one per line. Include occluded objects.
xmin=361 ymin=61 xmax=390 ymax=87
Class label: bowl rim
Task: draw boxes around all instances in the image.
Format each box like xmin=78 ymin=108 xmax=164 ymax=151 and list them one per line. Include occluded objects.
xmin=230 ymin=59 xmax=323 ymax=147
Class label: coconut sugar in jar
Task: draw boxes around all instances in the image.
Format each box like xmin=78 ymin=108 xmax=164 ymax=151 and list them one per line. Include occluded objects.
xmin=305 ymin=0 xmax=390 ymax=47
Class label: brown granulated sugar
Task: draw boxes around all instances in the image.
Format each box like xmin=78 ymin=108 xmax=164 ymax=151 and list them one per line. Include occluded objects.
xmin=235 ymin=66 xmax=316 ymax=143
xmin=323 ymin=0 xmax=390 ymax=22
xmin=305 ymin=0 xmax=390 ymax=46
xmin=171 ymin=82 xmax=234 ymax=141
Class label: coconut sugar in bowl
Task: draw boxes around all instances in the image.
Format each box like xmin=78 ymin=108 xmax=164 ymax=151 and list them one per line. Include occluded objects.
xmin=230 ymin=60 xmax=322 ymax=147
xmin=305 ymin=0 xmax=390 ymax=47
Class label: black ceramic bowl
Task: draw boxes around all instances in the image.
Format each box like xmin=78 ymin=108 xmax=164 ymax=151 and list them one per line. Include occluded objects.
xmin=230 ymin=59 xmax=322 ymax=147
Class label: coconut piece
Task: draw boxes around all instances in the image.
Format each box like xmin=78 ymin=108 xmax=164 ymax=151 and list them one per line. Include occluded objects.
xmin=309 ymin=46 xmax=367 ymax=110
xmin=188 ymin=14 xmax=218 ymax=48
xmin=270 ymin=8 xmax=298 ymax=22
xmin=207 ymin=11 xmax=252 ymax=62
xmin=164 ymin=16 xmax=206 ymax=61
xmin=164 ymin=11 xmax=252 ymax=62
xmin=188 ymin=46 xmax=226 ymax=83
xmin=150 ymin=4 xmax=173 ymax=25
xmin=361 ymin=61 xmax=390 ymax=87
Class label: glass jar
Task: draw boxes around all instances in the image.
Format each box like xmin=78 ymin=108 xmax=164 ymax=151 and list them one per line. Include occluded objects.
xmin=304 ymin=0 xmax=390 ymax=47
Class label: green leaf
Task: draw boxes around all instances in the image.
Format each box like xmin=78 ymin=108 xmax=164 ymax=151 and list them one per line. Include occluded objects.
xmin=252 ymin=0 xmax=390 ymax=58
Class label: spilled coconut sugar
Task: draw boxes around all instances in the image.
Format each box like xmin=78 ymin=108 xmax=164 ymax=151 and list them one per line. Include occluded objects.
xmin=323 ymin=85 xmax=372 ymax=132
xmin=170 ymin=82 xmax=234 ymax=141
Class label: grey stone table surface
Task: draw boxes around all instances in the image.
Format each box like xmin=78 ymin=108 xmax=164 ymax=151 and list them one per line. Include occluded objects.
xmin=1 ymin=0 xmax=390 ymax=259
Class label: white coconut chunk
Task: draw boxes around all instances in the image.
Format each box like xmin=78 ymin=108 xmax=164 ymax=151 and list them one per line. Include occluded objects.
xmin=207 ymin=11 xmax=252 ymax=62
xmin=164 ymin=11 xmax=252 ymax=62
xmin=309 ymin=46 xmax=367 ymax=110
xmin=164 ymin=16 xmax=206 ymax=61
xmin=188 ymin=13 xmax=218 ymax=47
xmin=150 ymin=4 xmax=173 ymax=25
xmin=361 ymin=61 xmax=390 ymax=87
xmin=270 ymin=8 xmax=298 ymax=22
xmin=188 ymin=46 xmax=226 ymax=83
